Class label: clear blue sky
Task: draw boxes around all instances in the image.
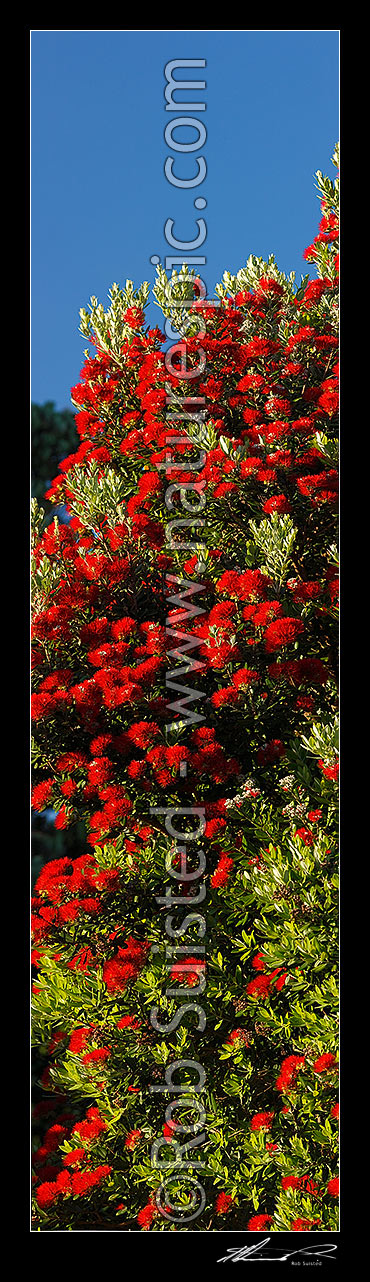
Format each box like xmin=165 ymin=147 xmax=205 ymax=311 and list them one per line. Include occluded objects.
xmin=31 ymin=30 xmax=339 ymax=410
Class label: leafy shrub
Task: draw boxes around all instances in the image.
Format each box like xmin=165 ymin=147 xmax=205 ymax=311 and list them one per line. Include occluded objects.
xmin=31 ymin=149 xmax=339 ymax=1231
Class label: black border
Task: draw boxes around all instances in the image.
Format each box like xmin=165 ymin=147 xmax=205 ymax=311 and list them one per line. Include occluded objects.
xmin=25 ymin=26 xmax=345 ymax=1268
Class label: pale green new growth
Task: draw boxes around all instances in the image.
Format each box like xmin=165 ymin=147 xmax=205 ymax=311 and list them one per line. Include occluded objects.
xmin=315 ymin=142 xmax=339 ymax=216
xmin=249 ymin=512 xmax=297 ymax=588
xmin=153 ymin=262 xmax=198 ymax=338
xmin=31 ymin=504 xmax=65 ymax=613
xmin=79 ymin=280 xmax=150 ymax=363
xmin=214 ymin=253 xmax=297 ymax=303
xmin=31 ymin=496 xmax=44 ymax=548
xmin=64 ymin=463 xmax=128 ymax=533
xmin=301 ymin=717 xmax=339 ymax=764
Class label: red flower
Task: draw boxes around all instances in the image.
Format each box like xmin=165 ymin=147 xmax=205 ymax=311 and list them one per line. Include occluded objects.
xmin=36 ymin=1172 xmax=71 ymax=1209
xmin=169 ymin=957 xmax=205 ymax=987
xmin=327 ymin=1177 xmax=339 ymax=1197
xmin=216 ymin=1192 xmax=234 ymax=1214
xmin=263 ymin=495 xmax=291 ymax=515
xmin=318 ymin=760 xmax=339 ymax=780
xmin=103 ymin=937 xmax=149 ymax=993
xmin=125 ymin=1129 xmax=142 ymax=1150
xmin=71 ymin=1165 xmax=112 ymax=1196
xmin=247 ymin=1214 xmax=272 ymax=1231
xmin=231 ymin=667 xmax=259 ymax=690
xmin=313 ymin=1053 xmax=337 ymax=1074
xmin=163 ymin=1119 xmax=177 ymax=1140
xmin=62 ymin=1148 xmax=85 ymax=1168
xmin=54 ymin=806 xmax=70 ymax=830
xmin=227 ymin=1028 xmax=250 ymax=1048
xmin=31 ymin=779 xmax=54 ymax=811
xmin=72 ymin=1107 xmax=107 ymax=1143
xmin=247 ymin=973 xmax=274 ymax=999
xmin=295 ymin=827 xmax=313 ymax=846
xmin=82 ymin=1047 xmax=111 ymax=1065
xmin=123 ymin=305 xmax=144 ymax=329
xmin=264 ymin=618 xmax=304 ymax=653
xmin=117 ymin=1015 xmax=141 ymax=1031
xmin=211 ymin=686 xmax=240 ymax=707
xmin=69 ymin=1026 xmax=96 ymax=1054
xmin=137 ymin=1200 xmax=157 ymax=1229
xmin=250 ymin=1111 xmax=274 ymax=1131
xmin=275 ymin=1055 xmax=305 ymax=1093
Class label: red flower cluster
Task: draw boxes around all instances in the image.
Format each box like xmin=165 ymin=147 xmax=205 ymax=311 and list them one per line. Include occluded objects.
xmin=247 ymin=1214 xmax=272 ymax=1231
xmin=211 ymin=853 xmax=234 ymax=888
xmin=275 ymin=1055 xmax=306 ymax=1093
xmin=102 ymin=936 xmax=150 ymax=993
xmin=216 ymin=1192 xmax=234 ymax=1214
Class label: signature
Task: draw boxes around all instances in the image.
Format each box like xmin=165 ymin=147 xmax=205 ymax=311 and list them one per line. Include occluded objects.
xmin=217 ymin=1237 xmax=337 ymax=1263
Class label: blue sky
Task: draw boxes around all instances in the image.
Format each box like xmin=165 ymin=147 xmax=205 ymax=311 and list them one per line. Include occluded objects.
xmin=31 ymin=30 xmax=339 ymax=410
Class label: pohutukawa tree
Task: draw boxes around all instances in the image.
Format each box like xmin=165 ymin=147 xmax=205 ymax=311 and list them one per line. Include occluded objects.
xmin=31 ymin=149 xmax=339 ymax=1232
